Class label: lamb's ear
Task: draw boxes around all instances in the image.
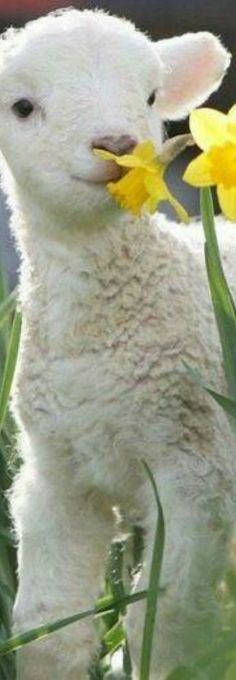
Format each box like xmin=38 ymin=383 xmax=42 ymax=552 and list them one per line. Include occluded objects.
xmin=156 ymin=32 xmax=231 ymax=120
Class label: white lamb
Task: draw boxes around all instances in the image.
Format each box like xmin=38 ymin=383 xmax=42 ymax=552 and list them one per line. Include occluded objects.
xmin=0 ymin=7 xmax=235 ymax=679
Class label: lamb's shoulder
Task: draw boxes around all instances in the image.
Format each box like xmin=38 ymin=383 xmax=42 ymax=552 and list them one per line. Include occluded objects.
xmin=214 ymin=216 xmax=236 ymax=294
xmin=160 ymin=213 xmax=236 ymax=288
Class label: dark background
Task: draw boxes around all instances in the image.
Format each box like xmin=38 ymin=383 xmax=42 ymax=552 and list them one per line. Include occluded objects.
xmin=0 ymin=0 xmax=235 ymax=285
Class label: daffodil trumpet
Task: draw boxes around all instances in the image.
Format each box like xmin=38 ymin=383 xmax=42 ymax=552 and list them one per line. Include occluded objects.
xmin=94 ymin=136 xmax=191 ymax=223
xmin=184 ymin=105 xmax=236 ymax=221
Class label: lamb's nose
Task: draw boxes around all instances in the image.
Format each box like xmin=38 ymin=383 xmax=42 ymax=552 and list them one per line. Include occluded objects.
xmin=92 ymin=135 xmax=137 ymax=156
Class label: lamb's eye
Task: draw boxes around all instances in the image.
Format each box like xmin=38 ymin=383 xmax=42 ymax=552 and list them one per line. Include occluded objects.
xmin=147 ymin=89 xmax=157 ymax=107
xmin=12 ymin=99 xmax=34 ymax=119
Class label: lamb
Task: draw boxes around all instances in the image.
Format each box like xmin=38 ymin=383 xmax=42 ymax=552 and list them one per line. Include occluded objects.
xmin=0 ymin=7 xmax=235 ymax=678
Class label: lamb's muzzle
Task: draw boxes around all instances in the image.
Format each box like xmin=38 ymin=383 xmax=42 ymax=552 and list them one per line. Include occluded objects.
xmin=92 ymin=134 xmax=137 ymax=156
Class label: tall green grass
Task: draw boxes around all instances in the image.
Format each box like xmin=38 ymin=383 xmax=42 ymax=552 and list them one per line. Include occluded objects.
xmin=1 ymin=187 xmax=236 ymax=678
xmin=0 ymin=267 xmax=19 ymax=680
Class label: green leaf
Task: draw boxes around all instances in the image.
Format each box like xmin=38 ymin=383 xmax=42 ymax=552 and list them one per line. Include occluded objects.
xmin=200 ymin=188 xmax=236 ymax=400
xmin=0 ymin=311 xmax=21 ymax=435
xmin=0 ymin=265 xmax=9 ymax=304
xmin=0 ymin=264 xmax=17 ymax=680
xmin=107 ymin=540 xmax=127 ymax=616
xmin=183 ymin=361 xmax=236 ymax=419
xmin=224 ymin=659 xmax=236 ymax=680
xmin=0 ymin=528 xmax=13 ymax=546
xmin=166 ymin=667 xmax=206 ymax=680
xmin=0 ymin=656 xmax=16 ymax=680
xmin=205 ymin=388 xmax=236 ymax=418
xmin=102 ymin=620 xmax=125 ymax=654
xmin=0 ymin=589 xmax=147 ymax=657
xmin=139 ymin=461 xmax=165 ymax=680
xmin=0 ymin=291 xmax=17 ymax=332
xmin=105 ymin=539 xmax=133 ymax=672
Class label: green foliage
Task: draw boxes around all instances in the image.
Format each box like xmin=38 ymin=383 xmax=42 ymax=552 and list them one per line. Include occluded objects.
xmin=0 ymin=590 xmax=148 ymax=658
xmin=0 ymin=266 xmax=18 ymax=680
xmin=201 ymin=188 xmax=236 ymax=402
xmin=0 ymin=311 xmax=21 ymax=436
xmin=139 ymin=461 xmax=165 ymax=680
xmin=183 ymin=362 xmax=236 ymax=419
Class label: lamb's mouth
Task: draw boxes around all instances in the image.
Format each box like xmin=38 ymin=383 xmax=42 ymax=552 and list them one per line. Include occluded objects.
xmin=71 ymin=164 xmax=124 ymax=186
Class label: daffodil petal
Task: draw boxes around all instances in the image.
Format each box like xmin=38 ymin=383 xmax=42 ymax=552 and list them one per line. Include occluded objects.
xmin=111 ymin=155 xmax=144 ymax=168
xmin=223 ymin=105 xmax=236 ymax=142
xmin=111 ymin=154 xmax=156 ymax=169
xmin=94 ymin=141 xmax=157 ymax=170
xmin=144 ymin=172 xmax=166 ymax=198
xmin=107 ymin=168 xmax=148 ymax=216
xmin=94 ymin=148 xmax=138 ymax=168
xmin=217 ymin=185 xmax=236 ymax=221
xmin=134 ymin=141 xmax=156 ymax=161
xmin=228 ymin=104 xmax=236 ymax=121
xmin=94 ymin=148 xmax=153 ymax=170
xmin=165 ymin=189 xmax=189 ymax=224
xmin=227 ymin=121 xmax=236 ymax=142
xmin=189 ymin=108 xmax=228 ymax=151
xmin=183 ymin=152 xmax=214 ymax=187
xmin=144 ymin=171 xmax=189 ymax=222
xmin=94 ymin=148 xmax=117 ymax=161
xmin=143 ymin=195 xmax=161 ymax=214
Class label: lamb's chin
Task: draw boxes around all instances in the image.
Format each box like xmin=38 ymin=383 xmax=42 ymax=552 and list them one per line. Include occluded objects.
xmin=66 ymin=173 xmax=119 ymax=213
xmin=66 ymin=177 xmax=119 ymax=223
xmin=71 ymin=172 xmax=122 ymax=186
xmin=72 ymin=176 xmax=113 ymax=186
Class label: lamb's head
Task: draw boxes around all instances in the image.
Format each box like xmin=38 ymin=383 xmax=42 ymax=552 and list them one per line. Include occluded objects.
xmin=0 ymin=9 xmax=231 ymax=227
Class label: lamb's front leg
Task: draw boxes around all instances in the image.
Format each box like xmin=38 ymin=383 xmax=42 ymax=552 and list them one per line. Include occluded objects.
xmin=128 ymin=466 xmax=234 ymax=679
xmin=12 ymin=460 xmax=115 ymax=680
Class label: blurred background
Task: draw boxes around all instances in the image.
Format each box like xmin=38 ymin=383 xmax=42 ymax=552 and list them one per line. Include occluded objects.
xmin=0 ymin=0 xmax=235 ymax=286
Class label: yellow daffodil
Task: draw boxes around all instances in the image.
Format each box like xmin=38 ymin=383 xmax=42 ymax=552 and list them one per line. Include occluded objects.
xmin=184 ymin=105 xmax=236 ymax=220
xmin=94 ymin=141 xmax=189 ymax=223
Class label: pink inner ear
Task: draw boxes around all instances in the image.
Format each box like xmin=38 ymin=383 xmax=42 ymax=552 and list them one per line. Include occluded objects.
xmin=168 ymin=52 xmax=212 ymax=105
xmin=157 ymin=33 xmax=230 ymax=119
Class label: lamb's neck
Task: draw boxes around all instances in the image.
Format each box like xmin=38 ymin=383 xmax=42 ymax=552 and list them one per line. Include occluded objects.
xmin=15 ymin=204 xmax=167 ymax=295
xmin=15 ymin=204 xmax=173 ymax=356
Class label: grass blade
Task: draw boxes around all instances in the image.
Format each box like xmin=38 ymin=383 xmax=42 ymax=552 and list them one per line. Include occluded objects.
xmin=139 ymin=461 xmax=165 ymax=680
xmin=0 ymin=311 xmax=21 ymax=435
xmin=0 ymin=291 xmax=17 ymax=332
xmin=0 ymin=590 xmax=147 ymax=657
xmin=183 ymin=361 xmax=236 ymax=419
xmin=200 ymin=188 xmax=236 ymax=399
xmin=106 ymin=539 xmax=132 ymax=672
xmin=102 ymin=620 xmax=124 ymax=655
xmin=203 ymin=388 xmax=236 ymax=419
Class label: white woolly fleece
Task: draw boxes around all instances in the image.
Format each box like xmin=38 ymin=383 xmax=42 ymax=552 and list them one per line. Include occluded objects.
xmin=0 ymin=8 xmax=233 ymax=679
